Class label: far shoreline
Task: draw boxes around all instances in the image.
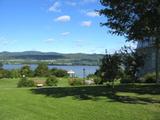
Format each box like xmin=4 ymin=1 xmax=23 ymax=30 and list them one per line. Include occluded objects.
xmin=3 ymin=63 xmax=99 ymax=67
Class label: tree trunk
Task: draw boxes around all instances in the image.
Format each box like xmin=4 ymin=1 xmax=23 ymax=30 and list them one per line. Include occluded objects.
xmin=155 ymin=39 xmax=159 ymax=83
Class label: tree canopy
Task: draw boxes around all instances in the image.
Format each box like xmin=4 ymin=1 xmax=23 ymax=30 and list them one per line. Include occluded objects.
xmin=120 ymin=46 xmax=144 ymax=83
xmin=97 ymin=51 xmax=121 ymax=87
xmin=99 ymin=0 xmax=160 ymax=41
xmin=20 ymin=65 xmax=32 ymax=77
xmin=34 ymin=63 xmax=49 ymax=77
xmin=99 ymin=0 xmax=160 ymax=83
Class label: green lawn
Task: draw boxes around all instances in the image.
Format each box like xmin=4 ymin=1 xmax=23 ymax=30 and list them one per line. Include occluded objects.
xmin=0 ymin=78 xmax=159 ymax=120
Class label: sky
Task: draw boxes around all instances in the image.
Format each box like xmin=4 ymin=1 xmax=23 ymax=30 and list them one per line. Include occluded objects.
xmin=0 ymin=0 xmax=135 ymax=54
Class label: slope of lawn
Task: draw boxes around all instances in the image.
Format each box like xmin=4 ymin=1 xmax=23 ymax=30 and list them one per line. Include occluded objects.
xmin=0 ymin=78 xmax=159 ymax=120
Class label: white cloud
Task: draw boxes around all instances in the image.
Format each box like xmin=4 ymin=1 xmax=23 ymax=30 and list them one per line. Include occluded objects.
xmin=44 ymin=38 xmax=54 ymax=43
xmin=86 ymin=11 xmax=99 ymax=17
xmin=61 ymin=32 xmax=70 ymax=36
xmin=48 ymin=2 xmax=61 ymax=12
xmin=81 ymin=21 xmax=92 ymax=27
xmin=54 ymin=15 xmax=71 ymax=22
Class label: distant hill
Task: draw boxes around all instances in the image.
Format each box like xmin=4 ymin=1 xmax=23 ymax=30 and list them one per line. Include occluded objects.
xmin=0 ymin=51 xmax=104 ymax=65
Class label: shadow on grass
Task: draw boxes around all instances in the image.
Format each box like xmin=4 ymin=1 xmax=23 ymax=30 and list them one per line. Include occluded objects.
xmin=31 ymin=84 xmax=160 ymax=104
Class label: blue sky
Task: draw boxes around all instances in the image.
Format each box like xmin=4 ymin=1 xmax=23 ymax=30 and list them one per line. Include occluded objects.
xmin=0 ymin=0 xmax=134 ymax=54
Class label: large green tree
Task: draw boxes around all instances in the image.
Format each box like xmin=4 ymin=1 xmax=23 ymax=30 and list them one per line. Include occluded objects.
xmin=99 ymin=0 xmax=160 ymax=83
xmin=120 ymin=46 xmax=144 ymax=83
xmin=20 ymin=65 xmax=32 ymax=77
xmin=34 ymin=63 xmax=49 ymax=77
xmin=98 ymin=51 xmax=121 ymax=88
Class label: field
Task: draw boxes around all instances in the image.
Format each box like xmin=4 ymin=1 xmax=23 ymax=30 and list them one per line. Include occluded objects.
xmin=0 ymin=78 xmax=159 ymax=120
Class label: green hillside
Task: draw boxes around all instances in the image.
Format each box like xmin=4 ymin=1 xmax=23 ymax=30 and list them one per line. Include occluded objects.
xmin=0 ymin=51 xmax=104 ymax=65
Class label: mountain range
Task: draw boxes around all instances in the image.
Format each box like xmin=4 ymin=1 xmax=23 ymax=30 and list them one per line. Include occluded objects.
xmin=0 ymin=51 xmax=104 ymax=66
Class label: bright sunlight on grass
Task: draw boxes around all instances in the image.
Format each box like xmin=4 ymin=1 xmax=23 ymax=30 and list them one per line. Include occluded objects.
xmin=0 ymin=78 xmax=159 ymax=120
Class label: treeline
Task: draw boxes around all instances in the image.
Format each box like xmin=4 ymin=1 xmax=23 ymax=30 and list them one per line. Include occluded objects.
xmin=13 ymin=55 xmax=65 ymax=60
xmin=0 ymin=63 xmax=69 ymax=79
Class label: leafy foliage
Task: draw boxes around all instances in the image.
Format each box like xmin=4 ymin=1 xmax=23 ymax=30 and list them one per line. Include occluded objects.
xmin=34 ymin=63 xmax=49 ymax=77
xmin=96 ymin=47 xmax=144 ymax=84
xmin=0 ymin=62 xmax=3 ymax=70
xmin=17 ymin=77 xmax=35 ymax=87
xmin=20 ymin=65 xmax=33 ymax=77
xmin=98 ymin=51 xmax=122 ymax=85
xmin=45 ymin=76 xmax=58 ymax=86
xmin=99 ymin=0 xmax=160 ymax=83
xmin=120 ymin=46 xmax=144 ymax=83
xmin=50 ymin=68 xmax=69 ymax=77
xmin=0 ymin=69 xmax=11 ymax=79
xmin=68 ymin=78 xmax=83 ymax=86
xmin=93 ymin=76 xmax=102 ymax=85
xmin=87 ymin=74 xmax=102 ymax=85
xmin=143 ymin=72 xmax=156 ymax=83
xmin=10 ymin=69 xmax=21 ymax=78
xmin=99 ymin=0 xmax=160 ymax=41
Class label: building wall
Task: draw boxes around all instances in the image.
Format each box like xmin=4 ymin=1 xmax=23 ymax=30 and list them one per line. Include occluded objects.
xmin=138 ymin=47 xmax=160 ymax=75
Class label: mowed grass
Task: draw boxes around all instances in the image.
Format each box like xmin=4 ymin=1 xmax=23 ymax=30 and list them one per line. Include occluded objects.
xmin=0 ymin=78 xmax=159 ymax=120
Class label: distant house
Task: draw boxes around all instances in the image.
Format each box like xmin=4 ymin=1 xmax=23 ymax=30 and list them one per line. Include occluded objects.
xmin=137 ymin=38 xmax=159 ymax=75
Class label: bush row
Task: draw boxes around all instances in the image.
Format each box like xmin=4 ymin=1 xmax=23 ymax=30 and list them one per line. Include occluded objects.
xmin=18 ymin=76 xmax=85 ymax=87
xmin=18 ymin=76 xmax=102 ymax=88
xmin=120 ymin=72 xmax=157 ymax=83
xmin=18 ymin=76 xmax=58 ymax=87
xmin=87 ymin=72 xmax=158 ymax=84
xmin=0 ymin=63 xmax=69 ymax=79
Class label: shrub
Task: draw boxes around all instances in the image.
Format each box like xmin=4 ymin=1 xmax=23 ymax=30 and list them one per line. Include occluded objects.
xmin=143 ymin=73 xmax=156 ymax=83
xmin=87 ymin=74 xmax=102 ymax=85
xmin=93 ymin=76 xmax=102 ymax=85
xmin=45 ymin=76 xmax=58 ymax=86
xmin=10 ymin=69 xmax=21 ymax=78
xmin=87 ymin=74 xmax=95 ymax=78
xmin=17 ymin=77 xmax=35 ymax=87
xmin=0 ymin=70 xmax=3 ymax=79
xmin=136 ymin=77 xmax=145 ymax=83
xmin=68 ymin=78 xmax=83 ymax=86
xmin=50 ymin=68 xmax=69 ymax=77
xmin=120 ymin=75 xmax=133 ymax=83
xmin=0 ymin=69 xmax=11 ymax=79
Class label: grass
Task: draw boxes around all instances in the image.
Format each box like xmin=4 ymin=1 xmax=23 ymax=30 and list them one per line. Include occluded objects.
xmin=0 ymin=78 xmax=159 ymax=120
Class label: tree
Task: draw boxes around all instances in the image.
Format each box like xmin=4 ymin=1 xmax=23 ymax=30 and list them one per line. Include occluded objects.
xmin=50 ymin=68 xmax=69 ymax=77
xmin=0 ymin=62 xmax=3 ymax=70
xmin=98 ymin=51 xmax=121 ymax=88
xmin=10 ymin=69 xmax=21 ymax=78
xmin=45 ymin=76 xmax=58 ymax=86
xmin=0 ymin=69 xmax=11 ymax=79
xmin=20 ymin=65 xmax=32 ymax=77
xmin=120 ymin=46 xmax=144 ymax=83
xmin=17 ymin=77 xmax=35 ymax=87
xmin=34 ymin=63 xmax=49 ymax=77
xmin=99 ymin=0 xmax=160 ymax=83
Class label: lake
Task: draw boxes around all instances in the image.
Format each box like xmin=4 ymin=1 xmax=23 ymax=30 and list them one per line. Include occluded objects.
xmin=3 ymin=64 xmax=99 ymax=78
